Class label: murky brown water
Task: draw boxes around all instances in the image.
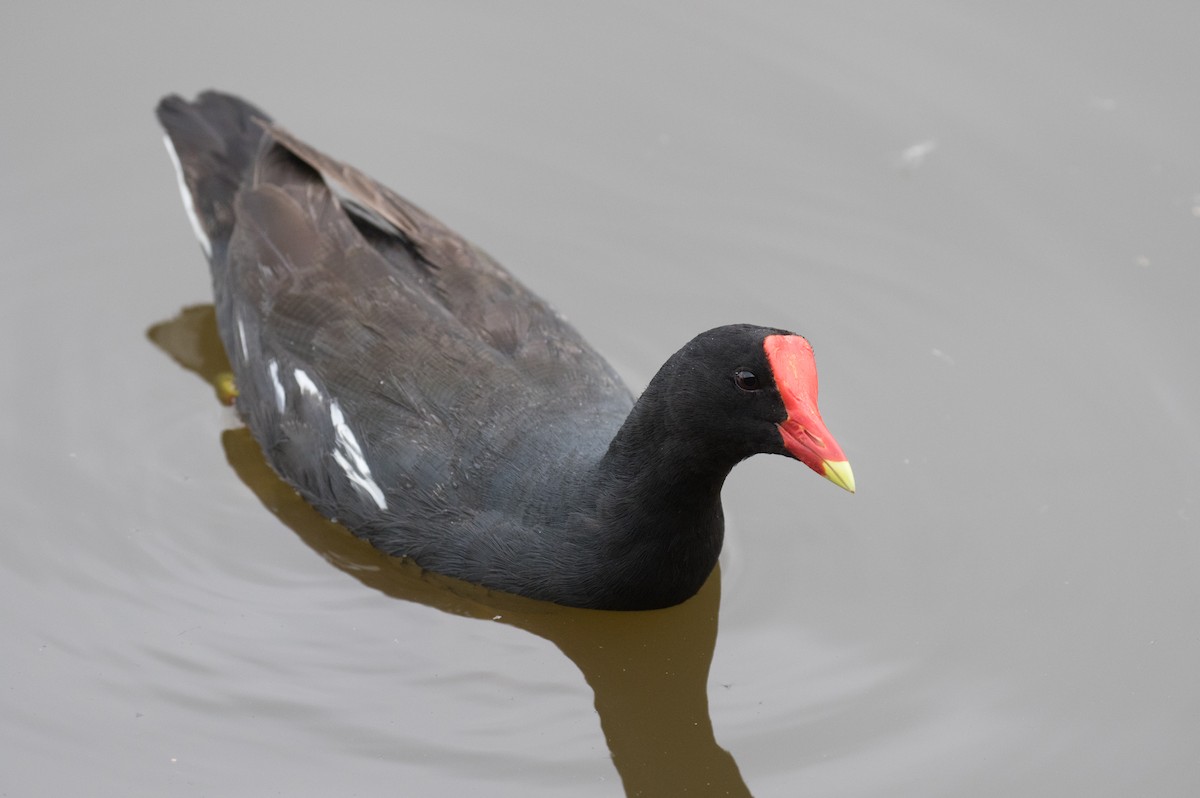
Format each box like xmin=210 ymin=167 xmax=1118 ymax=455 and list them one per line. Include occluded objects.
xmin=3 ymin=3 xmax=1198 ymax=796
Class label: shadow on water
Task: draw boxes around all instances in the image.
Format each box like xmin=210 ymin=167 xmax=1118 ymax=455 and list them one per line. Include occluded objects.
xmin=148 ymin=305 xmax=754 ymax=797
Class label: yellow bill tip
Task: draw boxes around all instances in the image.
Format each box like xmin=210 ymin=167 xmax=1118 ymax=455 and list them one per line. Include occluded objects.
xmin=821 ymin=459 xmax=856 ymax=493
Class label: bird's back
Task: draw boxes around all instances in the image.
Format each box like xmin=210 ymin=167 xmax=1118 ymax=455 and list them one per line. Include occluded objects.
xmin=157 ymin=92 xmax=633 ymax=550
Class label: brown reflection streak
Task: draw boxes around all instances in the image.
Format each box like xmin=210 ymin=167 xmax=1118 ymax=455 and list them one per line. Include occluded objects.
xmin=148 ymin=305 xmax=753 ymax=797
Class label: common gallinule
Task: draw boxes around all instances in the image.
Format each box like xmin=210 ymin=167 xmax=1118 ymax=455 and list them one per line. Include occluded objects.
xmin=157 ymin=91 xmax=854 ymax=610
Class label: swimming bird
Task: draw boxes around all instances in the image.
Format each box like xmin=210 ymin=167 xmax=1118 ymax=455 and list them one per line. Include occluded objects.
xmin=156 ymin=91 xmax=854 ymax=610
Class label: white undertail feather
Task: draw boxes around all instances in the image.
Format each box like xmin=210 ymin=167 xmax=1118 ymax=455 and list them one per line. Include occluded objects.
xmin=161 ymin=135 xmax=212 ymax=258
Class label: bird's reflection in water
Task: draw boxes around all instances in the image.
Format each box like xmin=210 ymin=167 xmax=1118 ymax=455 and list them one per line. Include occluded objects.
xmin=149 ymin=304 xmax=754 ymax=797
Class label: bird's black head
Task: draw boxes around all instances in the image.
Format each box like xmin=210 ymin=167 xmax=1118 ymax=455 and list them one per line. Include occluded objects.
xmin=651 ymin=323 xmax=854 ymax=492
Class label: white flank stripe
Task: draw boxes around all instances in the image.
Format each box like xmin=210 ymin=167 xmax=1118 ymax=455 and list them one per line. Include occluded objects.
xmin=161 ymin=135 xmax=212 ymax=258
xmin=293 ymin=368 xmax=321 ymax=398
xmin=267 ymin=360 xmax=285 ymax=412
xmin=236 ymin=316 xmax=249 ymax=361
xmin=330 ymin=400 xmax=387 ymax=510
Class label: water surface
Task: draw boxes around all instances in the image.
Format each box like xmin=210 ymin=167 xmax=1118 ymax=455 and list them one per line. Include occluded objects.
xmin=2 ymin=3 xmax=1198 ymax=795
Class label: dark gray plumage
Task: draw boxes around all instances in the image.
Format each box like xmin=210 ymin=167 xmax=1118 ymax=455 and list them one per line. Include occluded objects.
xmin=157 ymin=91 xmax=851 ymax=609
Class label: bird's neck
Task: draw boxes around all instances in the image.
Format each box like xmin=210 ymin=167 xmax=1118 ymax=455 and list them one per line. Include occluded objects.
xmin=581 ymin=379 xmax=740 ymax=608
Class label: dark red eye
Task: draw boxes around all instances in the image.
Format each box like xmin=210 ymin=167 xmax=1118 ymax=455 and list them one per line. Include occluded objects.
xmin=733 ymin=370 xmax=761 ymax=392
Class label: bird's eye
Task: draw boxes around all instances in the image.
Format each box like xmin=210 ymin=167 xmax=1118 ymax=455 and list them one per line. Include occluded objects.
xmin=733 ymin=369 xmax=761 ymax=392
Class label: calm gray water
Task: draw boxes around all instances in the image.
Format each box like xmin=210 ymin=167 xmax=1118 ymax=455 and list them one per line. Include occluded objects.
xmin=3 ymin=3 xmax=1198 ymax=796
